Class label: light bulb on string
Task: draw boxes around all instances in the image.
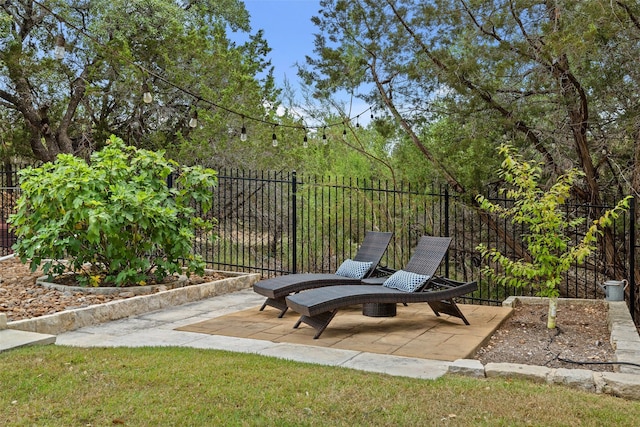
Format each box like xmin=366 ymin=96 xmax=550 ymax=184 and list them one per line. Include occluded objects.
xmin=240 ymin=117 xmax=247 ymax=141
xmin=142 ymin=83 xmax=153 ymax=104
xmin=356 ymin=116 xmax=360 ymax=128
xmin=303 ymin=128 xmax=308 ymax=148
xmin=188 ymin=110 xmax=198 ymax=128
xmin=271 ymin=125 xmax=278 ymax=147
xmin=54 ymin=34 xmax=66 ymax=60
xmin=322 ymin=127 xmax=327 ymax=145
xmin=342 ymin=126 xmax=347 ymax=140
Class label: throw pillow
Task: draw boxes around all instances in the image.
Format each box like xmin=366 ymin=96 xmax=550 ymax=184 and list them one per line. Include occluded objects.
xmin=382 ymin=270 xmax=430 ymax=292
xmin=335 ymin=259 xmax=373 ymax=279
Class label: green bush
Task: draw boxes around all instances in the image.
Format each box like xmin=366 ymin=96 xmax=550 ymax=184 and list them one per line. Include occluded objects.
xmin=9 ymin=135 xmax=218 ymax=287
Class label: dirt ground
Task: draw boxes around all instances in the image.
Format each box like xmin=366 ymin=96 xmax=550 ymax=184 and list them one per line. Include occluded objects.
xmin=475 ymin=302 xmax=615 ymax=372
xmin=0 ymin=256 xmax=617 ymax=371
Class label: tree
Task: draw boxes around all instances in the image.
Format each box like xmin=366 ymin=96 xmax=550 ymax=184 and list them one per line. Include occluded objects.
xmin=0 ymin=0 xmax=278 ymax=166
xmin=305 ymin=0 xmax=639 ymax=194
xmin=477 ymin=145 xmax=630 ymax=328
xmin=301 ymin=0 xmax=640 ymax=283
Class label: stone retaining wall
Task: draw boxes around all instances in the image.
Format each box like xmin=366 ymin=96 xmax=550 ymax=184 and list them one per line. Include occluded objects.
xmin=8 ymin=271 xmax=260 ymax=335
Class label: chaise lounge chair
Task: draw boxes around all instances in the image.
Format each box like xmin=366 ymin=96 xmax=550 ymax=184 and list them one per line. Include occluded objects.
xmin=285 ymin=236 xmax=478 ymax=338
xmin=253 ymin=231 xmax=393 ymax=317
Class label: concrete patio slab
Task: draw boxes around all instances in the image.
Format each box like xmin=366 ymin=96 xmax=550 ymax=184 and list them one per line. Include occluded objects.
xmin=176 ymin=301 xmax=513 ymax=361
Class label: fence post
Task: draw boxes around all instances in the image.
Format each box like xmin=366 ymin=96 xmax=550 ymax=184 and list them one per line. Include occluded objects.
xmin=630 ymin=195 xmax=636 ymax=322
xmin=291 ymin=171 xmax=297 ymax=274
xmin=444 ymin=185 xmax=450 ymax=277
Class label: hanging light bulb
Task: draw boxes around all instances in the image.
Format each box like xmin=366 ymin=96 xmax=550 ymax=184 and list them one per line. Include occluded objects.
xmin=188 ymin=110 xmax=198 ymax=128
xmin=356 ymin=116 xmax=360 ymax=128
xmin=322 ymin=127 xmax=328 ymax=145
xmin=342 ymin=127 xmax=347 ymax=140
xmin=303 ymin=128 xmax=308 ymax=148
xmin=54 ymin=34 xmax=66 ymax=60
xmin=240 ymin=117 xmax=247 ymax=141
xmin=142 ymin=83 xmax=153 ymax=104
xmin=271 ymin=125 xmax=278 ymax=147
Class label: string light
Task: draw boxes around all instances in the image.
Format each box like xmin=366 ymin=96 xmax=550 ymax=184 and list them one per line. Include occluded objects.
xmin=240 ymin=117 xmax=247 ymax=141
xmin=54 ymin=34 xmax=66 ymax=60
xmin=322 ymin=127 xmax=327 ymax=145
xmin=271 ymin=125 xmax=278 ymax=147
xmin=35 ymin=0 xmax=375 ymax=139
xmin=188 ymin=110 xmax=198 ymax=128
xmin=142 ymin=83 xmax=153 ymax=104
xmin=303 ymin=128 xmax=308 ymax=148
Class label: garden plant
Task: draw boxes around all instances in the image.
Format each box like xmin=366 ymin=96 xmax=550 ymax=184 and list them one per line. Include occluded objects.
xmin=9 ymin=135 xmax=217 ymax=287
xmin=476 ymin=144 xmax=631 ymax=328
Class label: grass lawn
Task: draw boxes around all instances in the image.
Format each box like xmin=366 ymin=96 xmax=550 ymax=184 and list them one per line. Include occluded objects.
xmin=2 ymin=345 xmax=640 ymax=426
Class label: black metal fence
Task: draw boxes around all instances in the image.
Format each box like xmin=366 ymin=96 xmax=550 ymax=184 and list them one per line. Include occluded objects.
xmin=2 ymin=167 xmax=638 ymax=317
xmin=201 ymin=170 xmax=637 ymax=314
xmin=0 ymin=167 xmax=18 ymax=254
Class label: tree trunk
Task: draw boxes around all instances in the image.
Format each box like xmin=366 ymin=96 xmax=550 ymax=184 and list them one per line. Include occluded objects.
xmin=547 ymin=296 xmax=558 ymax=329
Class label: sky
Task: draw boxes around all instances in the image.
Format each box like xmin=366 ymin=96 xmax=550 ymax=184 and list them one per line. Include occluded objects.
xmin=242 ymin=0 xmax=320 ymax=89
xmin=239 ymin=0 xmax=371 ymax=123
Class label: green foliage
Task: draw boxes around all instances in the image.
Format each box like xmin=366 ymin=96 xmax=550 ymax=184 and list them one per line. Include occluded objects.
xmin=9 ymin=135 xmax=218 ymax=287
xmin=391 ymin=117 xmax=501 ymax=192
xmin=305 ymin=0 xmax=640 ymax=203
xmin=476 ymin=144 xmax=631 ymax=298
xmin=0 ymin=0 xmax=276 ymax=165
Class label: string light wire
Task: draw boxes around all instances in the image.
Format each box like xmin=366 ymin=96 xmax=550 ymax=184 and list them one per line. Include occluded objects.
xmin=29 ymin=0 xmax=372 ymax=136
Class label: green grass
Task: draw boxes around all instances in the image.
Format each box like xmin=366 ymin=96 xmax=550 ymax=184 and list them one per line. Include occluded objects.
xmin=2 ymin=346 xmax=640 ymax=426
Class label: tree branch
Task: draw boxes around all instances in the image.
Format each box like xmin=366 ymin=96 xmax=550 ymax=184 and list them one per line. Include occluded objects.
xmin=385 ymin=0 xmax=559 ymax=173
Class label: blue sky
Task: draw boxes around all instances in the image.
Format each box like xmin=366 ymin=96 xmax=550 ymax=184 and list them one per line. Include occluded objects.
xmin=240 ymin=0 xmax=371 ymax=123
xmin=242 ymin=0 xmax=320 ymax=90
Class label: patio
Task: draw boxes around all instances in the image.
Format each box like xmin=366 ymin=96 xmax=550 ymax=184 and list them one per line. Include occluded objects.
xmin=177 ymin=301 xmax=512 ymax=361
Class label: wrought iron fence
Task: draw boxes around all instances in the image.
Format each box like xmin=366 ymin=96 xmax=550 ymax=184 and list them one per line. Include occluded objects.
xmin=0 ymin=168 xmax=19 ymax=256
xmin=1 ymin=167 xmax=638 ymax=319
xmin=201 ymin=170 xmax=636 ymax=308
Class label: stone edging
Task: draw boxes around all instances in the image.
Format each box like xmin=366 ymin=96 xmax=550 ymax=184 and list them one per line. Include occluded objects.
xmin=448 ymin=296 xmax=640 ymax=400
xmin=8 ymin=271 xmax=261 ymax=335
xmin=36 ymin=274 xmax=194 ymax=295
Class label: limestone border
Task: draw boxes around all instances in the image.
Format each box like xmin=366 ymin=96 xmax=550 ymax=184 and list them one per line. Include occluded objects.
xmin=7 ymin=271 xmax=260 ymax=335
xmin=448 ymin=296 xmax=640 ymax=400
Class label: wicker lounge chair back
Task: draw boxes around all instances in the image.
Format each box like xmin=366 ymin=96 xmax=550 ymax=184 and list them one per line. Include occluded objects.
xmin=350 ymin=231 xmax=395 ymax=277
xmin=403 ymin=236 xmax=452 ymax=278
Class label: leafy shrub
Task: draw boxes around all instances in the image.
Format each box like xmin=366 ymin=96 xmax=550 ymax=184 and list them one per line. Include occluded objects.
xmin=9 ymin=135 xmax=218 ymax=286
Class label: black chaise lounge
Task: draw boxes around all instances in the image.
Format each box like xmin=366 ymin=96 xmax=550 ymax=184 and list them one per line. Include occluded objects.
xmin=285 ymin=236 xmax=478 ymax=339
xmin=253 ymin=231 xmax=393 ymax=317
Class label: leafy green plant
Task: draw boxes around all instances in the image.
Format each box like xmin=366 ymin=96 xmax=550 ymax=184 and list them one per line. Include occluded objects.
xmin=476 ymin=144 xmax=631 ymax=328
xmin=9 ymin=135 xmax=217 ymax=287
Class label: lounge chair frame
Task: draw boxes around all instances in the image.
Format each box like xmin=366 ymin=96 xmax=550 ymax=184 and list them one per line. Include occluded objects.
xmin=253 ymin=231 xmax=393 ymax=317
xmin=287 ymin=277 xmax=477 ymax=339
xmin=284 ymin=235 xmax=477 ymax=339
